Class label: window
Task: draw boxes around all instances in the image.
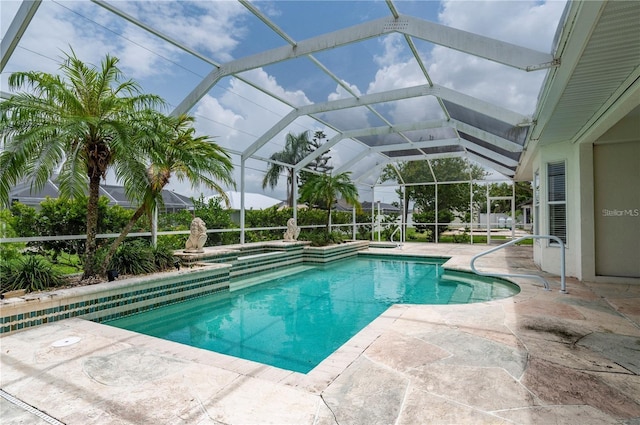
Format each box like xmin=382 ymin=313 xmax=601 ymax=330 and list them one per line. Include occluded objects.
xmin=547 ymin=161 xmax=566 ymax=244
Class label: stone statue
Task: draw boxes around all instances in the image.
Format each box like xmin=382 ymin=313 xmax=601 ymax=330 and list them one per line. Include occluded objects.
xmin=283 ymin=218 xmax=300 ymax=241
xmin=185 ymin=217 xmax=207 ymax=252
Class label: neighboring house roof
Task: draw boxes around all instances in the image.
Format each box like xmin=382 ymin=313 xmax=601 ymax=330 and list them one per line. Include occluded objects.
xmin=205 ymin=191 xmax=282 ymax=210
xmin=9 ymin=178 xmax=193 ymax=211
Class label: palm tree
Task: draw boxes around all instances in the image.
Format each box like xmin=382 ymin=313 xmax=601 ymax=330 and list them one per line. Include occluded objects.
xmin=0 ymin=50 xmax=166 ymax=279
xmin=262 ymin=131 xmax=310 ymax=207
xmin=101 ymin=114 xmax=235 ymax=274
xmin=299 ymin=172 xmax=360 ymax=232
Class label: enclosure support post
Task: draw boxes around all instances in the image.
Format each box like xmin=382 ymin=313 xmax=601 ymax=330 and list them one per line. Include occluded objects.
xmin=486 ymin=183 xmax=491 ymax=244
xmin=435 ymin=183 xmax=439 ymax=244
xmin=293 ymin=169 xmax=298 ymax=223
xmin=402 ymin=185 xmax=406 ymax=243
xmin=371 ymin=187 xmax=375 ymax=241
xmin=470 ymin=180 xmax=474 ymax=245
xmin=240 ymin=160 xmax=246 ymax=244
xmin=377 ymin=201 xmax=381 ymax=242
xmin=512 ymin=183 xmax=516 ymax=239
xmin=352 ymin=206 xmax=356 ymax=240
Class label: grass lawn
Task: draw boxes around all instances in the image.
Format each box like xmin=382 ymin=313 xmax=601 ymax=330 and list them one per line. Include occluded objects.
xmin=405 ymin=228 xmax=533 ymax=245
xmin=49 ymin=252 xmax=83 ymax=275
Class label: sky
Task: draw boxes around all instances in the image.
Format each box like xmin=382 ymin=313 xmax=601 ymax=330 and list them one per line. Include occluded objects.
xmin=1 ymin=0 xmax=567 ymax=205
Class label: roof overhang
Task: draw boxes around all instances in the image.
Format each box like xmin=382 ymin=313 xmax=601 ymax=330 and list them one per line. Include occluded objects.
xmin=517 ymin=1 xmax=640 ymax=180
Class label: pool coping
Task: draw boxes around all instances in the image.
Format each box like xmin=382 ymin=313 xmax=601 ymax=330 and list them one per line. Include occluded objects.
xmin=6 ymin=243 xmax=634 ymax=424
xmin=4 ymin=247 xmax=526 ymax=395
xmin=1 ymin=244 xmax=526 ymax=395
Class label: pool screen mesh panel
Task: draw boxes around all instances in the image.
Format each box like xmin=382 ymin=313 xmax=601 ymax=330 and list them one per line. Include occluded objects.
xmin=458 ymin=132 xmax=521 ymax=162
xmin=442 ymin=101 xmax=529 ymax=146
xmin=1 ymin=1 xmax=636 ymax=185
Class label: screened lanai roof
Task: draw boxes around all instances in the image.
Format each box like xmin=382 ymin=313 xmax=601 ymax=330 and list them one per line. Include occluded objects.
xmin=2 ymin=1 xmax=638 ymax=200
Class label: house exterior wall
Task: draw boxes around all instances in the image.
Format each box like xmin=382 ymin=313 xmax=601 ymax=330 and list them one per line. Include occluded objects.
xmin=533 ymin=112 xmax=640 ymax=281
xmin=591 ymin=115 xmax=640 ymax=279
xmin=533 ymin=141 xmax=582 ymax=279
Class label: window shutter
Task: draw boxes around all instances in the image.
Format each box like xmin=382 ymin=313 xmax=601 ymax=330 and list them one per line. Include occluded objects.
xmin=548 ymin=162 xmax=566 ymax=202
xmin=547 ymin=161 xmax=566 ymax=243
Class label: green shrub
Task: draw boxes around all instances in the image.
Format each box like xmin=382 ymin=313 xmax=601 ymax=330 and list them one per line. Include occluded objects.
xmin=1 ymin=256 xmax=66 ymax=293
xmin=302 ymin=230 xmax=344 ymax=246
xmin=9 ymin=202 xmax=38 ymax=237
xmin=108 ymin=240 xmax=156 ymax=275
xmin=152 ymin=244 xmax=178 ymax=271
xmin=156 ymin=229 xmax=189 ymax=250
xmin=0 ymin=209 xmax=23 ymax=262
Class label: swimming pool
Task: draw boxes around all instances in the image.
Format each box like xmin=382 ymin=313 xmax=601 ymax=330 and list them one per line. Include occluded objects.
xmin=104 ymin=256 xmax=519 ymax=373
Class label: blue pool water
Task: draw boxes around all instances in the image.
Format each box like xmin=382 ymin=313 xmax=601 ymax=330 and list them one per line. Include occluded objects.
xmin=104 ymin=256 xmax=518 ymax=373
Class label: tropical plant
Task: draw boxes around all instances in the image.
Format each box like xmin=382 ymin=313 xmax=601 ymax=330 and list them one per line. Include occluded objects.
xmin=0 ymin=49 xmax=166 ymax=279
xmin=262 ymin=131 xmax=311 ymax=207
xmin=100 ymin=114 xmax=234 ymax=274
xmin=1 ymin=256 xmax=66 ymax=293
xmin=0 ymin=209 xmax=22 ymax=262
xmin=107 ymin=239 xmax=156 ymax=276
xmin=299 ymin=172 xmax=360 ymax=233
xmin=152 ymin=243 xmax=178 ymax=271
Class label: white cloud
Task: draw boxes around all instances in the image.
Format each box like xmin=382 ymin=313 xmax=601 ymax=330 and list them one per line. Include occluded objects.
xmin=373 ymin=33 xmax=406 ymax=67
xmin=256 ymin=1 xmax=282 ymax=19
xmin=178 ymin=72 xmax=317 ymax=200
xmin=359 ymin=0 xmax=566 ymax=117
xmin=239 ymin=69 xmax=313 ymax=108
xmin=193 ymin=96 xmax=244 ymax=147
xmin=115 ymin=27 xmax=183 ymax=79
xmin=4 ymin=4 xmax=108 ymax=74
xmin=366 ymin=61 xmax=425 ymax=94
xmin=323 ymin=83 xmax=370 ymax=130
xmin=428 ymin=0 xmax=567 ymax=114
xmin=114 ymin=1 xmax=248 ymax=62
xmin=328 ymin=81 xmax=363 ymax=100
xmin=438 ymin=0 xmax=566 ymax=52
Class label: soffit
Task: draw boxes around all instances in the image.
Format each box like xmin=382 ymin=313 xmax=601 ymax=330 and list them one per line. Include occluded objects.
xmin=533 ymin=1 xmax=640 ymax=147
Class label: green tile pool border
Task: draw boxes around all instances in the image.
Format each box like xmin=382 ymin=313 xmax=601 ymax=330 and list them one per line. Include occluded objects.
xmin=1 ymin=241 xmax=364 ymax=335
xmin=0 ymin=265 xmax=231 ymax=335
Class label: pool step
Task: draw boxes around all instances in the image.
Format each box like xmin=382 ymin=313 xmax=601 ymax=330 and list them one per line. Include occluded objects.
xmin=230 ymin=264 xmax=316 ymax=291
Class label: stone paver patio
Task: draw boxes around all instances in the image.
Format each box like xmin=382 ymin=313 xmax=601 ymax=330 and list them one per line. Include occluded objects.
xmin=1 ymin=243 xmax=639 ymax=424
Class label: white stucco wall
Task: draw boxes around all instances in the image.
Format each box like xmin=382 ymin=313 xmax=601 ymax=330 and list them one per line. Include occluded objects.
xmin=533 ymin=109 xmax=640 ymax=282
xmin=532 ymin=141 xmax=582 ymax=279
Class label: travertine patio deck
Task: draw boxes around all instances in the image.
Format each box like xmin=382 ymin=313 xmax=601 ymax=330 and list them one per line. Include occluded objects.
xmin=1 ymin=243 xmax=639 ymax=424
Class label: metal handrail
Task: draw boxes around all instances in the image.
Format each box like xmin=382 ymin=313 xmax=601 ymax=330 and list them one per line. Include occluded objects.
xmin=390 ymin=225 xmax=401 ymax=246
xmin=470 ymin=235 xmax=567 ymax=294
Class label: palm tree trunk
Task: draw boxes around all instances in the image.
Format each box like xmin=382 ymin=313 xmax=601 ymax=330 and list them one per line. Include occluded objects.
xmin=83 ymin=174 xmax=102 ymax=279
xmin=287 ymin=169 xmax=294 ymax=208
xmin=326 ymin=203 xmax=332 ymax=233
xmin=101 ymin=206 xmax=147 ymax=276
